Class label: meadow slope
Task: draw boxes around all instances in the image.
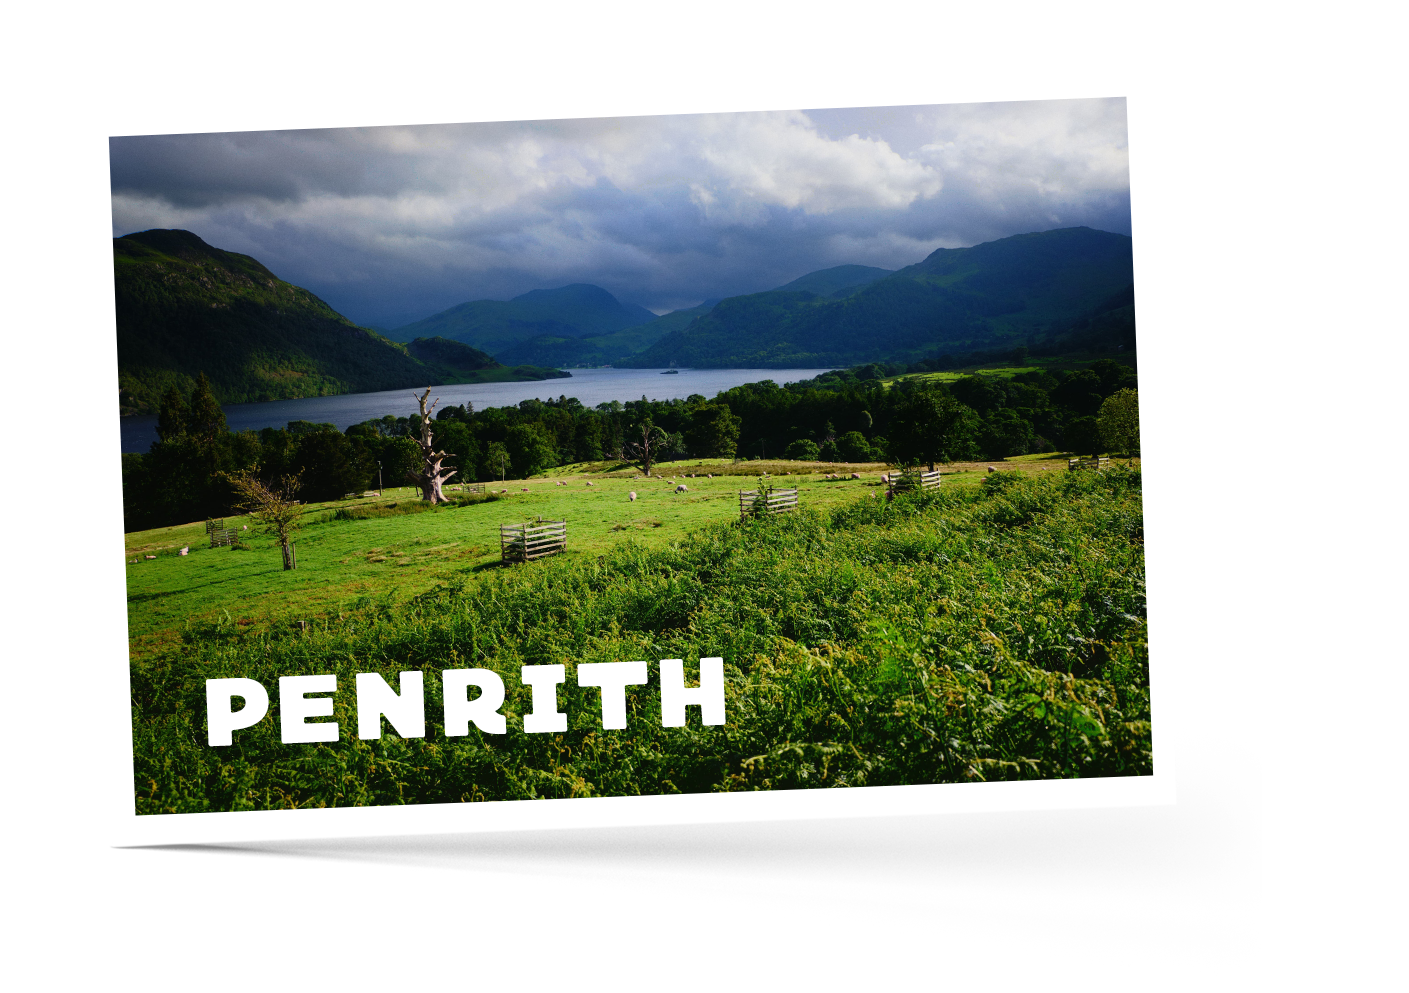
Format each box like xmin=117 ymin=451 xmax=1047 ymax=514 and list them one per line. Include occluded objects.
xmin=129 ymin=465 xmax=1149 ymax=812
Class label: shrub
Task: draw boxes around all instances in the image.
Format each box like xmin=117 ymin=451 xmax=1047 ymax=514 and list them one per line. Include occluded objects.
xmin=785 ymin=439 xmax=820 ymax=461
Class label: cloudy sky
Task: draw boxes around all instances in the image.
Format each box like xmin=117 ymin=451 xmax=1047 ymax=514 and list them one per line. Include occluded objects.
xmin=110 ymin=97 xmax=1130 ymax=329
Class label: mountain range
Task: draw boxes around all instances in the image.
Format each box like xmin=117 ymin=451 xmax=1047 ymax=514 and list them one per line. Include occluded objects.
xmin=113 ymin=230 xmax=568 ymax=416
xmin=622 ymin=228 xmax=1133 ymax=368
xmin=114 ymin=226 xmax=1135 ymax=413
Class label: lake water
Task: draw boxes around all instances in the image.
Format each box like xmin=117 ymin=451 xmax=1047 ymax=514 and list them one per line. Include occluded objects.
xmin=120 ymin=367 xmax=834 ymax=453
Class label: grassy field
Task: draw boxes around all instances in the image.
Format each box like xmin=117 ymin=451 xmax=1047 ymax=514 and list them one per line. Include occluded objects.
xmin=127 ymin=461 xmax=1148 ymax=813
xmin=123 ymin=455 xmax=1092 ymax=658
xmin=876 ymin=358 xmax=1131 ymax=388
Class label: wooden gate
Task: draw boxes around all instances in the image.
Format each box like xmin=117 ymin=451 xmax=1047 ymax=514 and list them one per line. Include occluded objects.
xmin=501 ymin=518 xmax=567 ymax=563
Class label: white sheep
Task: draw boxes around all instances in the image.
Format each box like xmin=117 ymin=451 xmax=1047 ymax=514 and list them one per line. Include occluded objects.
xmin=629 ymin=491 xmax=637 ymax=501
xmin=675 ymin=484 xmax=688 ymax=493
xmin=851 ymin=472 xmax=861 ymax=479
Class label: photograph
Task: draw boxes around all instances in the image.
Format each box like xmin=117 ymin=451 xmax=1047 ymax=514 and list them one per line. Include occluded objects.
xmin=113 ymin=98 xmax=1148 ymax=815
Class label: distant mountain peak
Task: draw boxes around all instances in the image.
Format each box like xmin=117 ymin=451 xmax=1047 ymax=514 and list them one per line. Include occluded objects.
xmin=773 ymin=264 xmax=895 ymax=298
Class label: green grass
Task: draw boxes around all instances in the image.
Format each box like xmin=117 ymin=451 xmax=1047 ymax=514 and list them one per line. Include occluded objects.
xmin=129 ymin=467 xmax=1149 ymax=812
xmin=125 ymin=460 xmax=899 ymax=651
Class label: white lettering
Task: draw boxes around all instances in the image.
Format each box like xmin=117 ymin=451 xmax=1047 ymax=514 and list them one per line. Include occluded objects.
xmin=659 ymin=658 xmax=726 ymax=727
xmin=442 ymin=669 xmax=507 ymax=735
xmin=577 ymin=661 xmax=648 ymax=730
xmin=205 ymin=678 xmax=269 ymax=746
xmin=279 ymin=674 xmax=339 ymax=743
xmin=356 ymin=671 xmax=426 ymax=740
xmin=521 ymin=664 xmax=567 ymax=733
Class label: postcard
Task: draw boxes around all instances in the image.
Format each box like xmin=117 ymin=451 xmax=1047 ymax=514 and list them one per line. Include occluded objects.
xmin=111 ymin=98 xmax=1164 ymax=843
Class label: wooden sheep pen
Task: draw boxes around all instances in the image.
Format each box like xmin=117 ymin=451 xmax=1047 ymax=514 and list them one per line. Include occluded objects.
xmin=500 ymin=518 xmax=568 ymax=564
xmin=1067 ymin=456 xmax=1111 ymax=472
xmin=738 ymin=487 xmax=799 ymax=520
xmin=205 ymin=519 xmax=239 ymax=548
xmin=886 ymin=468 xmax=942 ymax=499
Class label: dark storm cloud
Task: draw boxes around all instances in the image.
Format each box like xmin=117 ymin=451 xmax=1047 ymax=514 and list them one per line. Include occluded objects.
xmin=109 ymin=100 xmax=1130 ymax=327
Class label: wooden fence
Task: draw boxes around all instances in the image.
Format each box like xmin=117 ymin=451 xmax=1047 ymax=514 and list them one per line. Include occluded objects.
xmin=887 ymin=468 xmax=942 ymax=498
xmin=206 ymin=518 xmax=238 ymax=548
xmin=738 ymin=487 xmax=799 ymax=520
xmin=1068 ymin=456 xmax=1111 ymax=472
xmin=501 ymin=518 xmax=567 ymax=564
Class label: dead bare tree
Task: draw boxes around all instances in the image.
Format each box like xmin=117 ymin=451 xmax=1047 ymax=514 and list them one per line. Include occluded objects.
xmin=406 ymin=387 xmax=457 ymax=502
xmin=226 ymin=471 xmax=303 ymax=570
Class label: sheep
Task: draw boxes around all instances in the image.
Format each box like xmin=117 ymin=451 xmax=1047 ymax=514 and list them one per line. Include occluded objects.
xmin=851 ymin=472 xmax=861 ymax=479
xmin=586 ymin=481 xmax=595 ymax=486
xmin=987 ymin=466 xmax=997 ymax=473
xmin=629 ymin=491 xmax=637 ymax=501
xmin=675 ymin=484 xmax=688 ymax=493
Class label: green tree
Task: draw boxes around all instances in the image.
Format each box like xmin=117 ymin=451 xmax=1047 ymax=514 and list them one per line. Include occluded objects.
xmin=187 ymin=372 xmax=227 ymax=446
xmin=226 ymin=470 xmax=303 ymax=570
xmin=1063 ymin=415 xmax=1102 ymax=456
xmin=836 ymin=430 xmax=873 ymax=462
xmin=572 ymin=417 xmax=603 ymax=462
xmin=685 ymin=404 xmax=741 ymax=459
xmin=506 ymin=423 xmax=557 ymax=478
xmin=483 ymin=441 xmax=511 ymax=482
xmin=886 ymin=384 xmax=980 ymax=469
xmin=294 ymin=429 xmax=370 ymax=502
xmin=785 ymin=438 xmax=820 ymax=461
xmin=435 ymin=421 xmax=478 ymax=482
xmin=1098 ymin=388 xmax=1140 ymax=455
xmin=980 ymin=408 xmax=1035 ymax=460
xmin=155 ymin=385 xmax=189 ymax=441
xmin=1051 ymin=370 xmax=1103 ymax=417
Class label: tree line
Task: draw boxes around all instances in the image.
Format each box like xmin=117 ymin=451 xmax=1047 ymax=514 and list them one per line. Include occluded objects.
xmin=121 ymin=360 xmax=1139 ymax=532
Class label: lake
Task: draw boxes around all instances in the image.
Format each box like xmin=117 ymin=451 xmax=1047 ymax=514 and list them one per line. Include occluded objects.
xmin=120 ymin=367 xmax=834 ymax=452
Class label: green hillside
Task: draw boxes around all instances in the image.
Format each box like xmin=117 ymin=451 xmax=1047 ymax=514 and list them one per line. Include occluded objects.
xmin=622 ymin=228 xmax=1133 ymax=369
xmin=404 ymin=335 xmax=498 ymax=371
xmin=114 ymin=230 xmax=565 ymax=415
xmin=387 ymin=283 xmax=656 ymax=357
xmin=495 ymin=300 xmax=716 ymax=367
xmin=774 ymin=264 xmax=894 ymax=298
